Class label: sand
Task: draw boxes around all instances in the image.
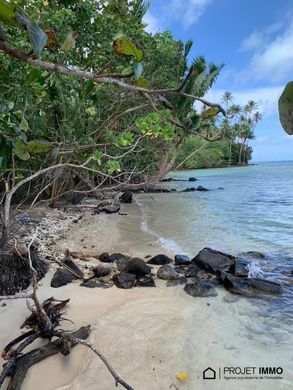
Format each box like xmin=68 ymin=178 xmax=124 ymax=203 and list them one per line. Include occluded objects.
xmin=0 ymin=203 xmax=292 ymax=390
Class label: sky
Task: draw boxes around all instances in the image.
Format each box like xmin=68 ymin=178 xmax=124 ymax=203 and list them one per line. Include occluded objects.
xmin=143 ymin=0 xmax=293 ymax=162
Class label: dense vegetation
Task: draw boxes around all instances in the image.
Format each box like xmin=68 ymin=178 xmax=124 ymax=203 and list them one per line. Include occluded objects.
xmin=0 ymin=0 xmax=262 ymax=242
xmin=176 ymin=96 xmax=261 ymax=169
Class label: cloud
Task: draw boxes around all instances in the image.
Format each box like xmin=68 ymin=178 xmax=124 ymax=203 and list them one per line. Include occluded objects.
xmin=145 ymin=0 xmax=214 ymax=30
xmin=205 ymin=86 xmax=283 ymax=118
xmin=167 ymin=0 xmax=214 ymax=27
xmin=240 ymin=19 xmax=293 ymax=83
xmin=143 ymin=12 xmax=161 ymax=33
xmin=240 ymin=22 xmax=282 ymax=52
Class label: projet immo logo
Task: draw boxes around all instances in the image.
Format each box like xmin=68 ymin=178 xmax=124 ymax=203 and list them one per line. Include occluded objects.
xmin=203 ymin=367 xmax=216 ymax=380
xmin=202 ymin=366 xmax=284 ymax=381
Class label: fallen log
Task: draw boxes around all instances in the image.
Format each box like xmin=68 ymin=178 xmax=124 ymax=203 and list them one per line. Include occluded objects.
xmin=3 ymin=326 xmax=90 ymax=390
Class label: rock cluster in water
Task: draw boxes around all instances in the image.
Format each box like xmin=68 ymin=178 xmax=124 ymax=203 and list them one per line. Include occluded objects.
xmin=50 ymin=247 xmax=283 ymax=298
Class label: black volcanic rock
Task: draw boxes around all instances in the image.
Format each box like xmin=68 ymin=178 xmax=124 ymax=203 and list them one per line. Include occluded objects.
xmin=184 ymin=281 xmax=218 ymax=297
xmin=192 ymin=248 xmax=235 ymax=273
xmin=157 ymin=265 xmax=179 ymax=280
xmin=113 ymin=272 xmax=136 ymax=289
xmin=124 ymin=258 xmax=152 ymax=278
xmin=147 ymin=254 xmax=173 ymax=265
xmin=223 ymin=274 xmax=283 ymax=297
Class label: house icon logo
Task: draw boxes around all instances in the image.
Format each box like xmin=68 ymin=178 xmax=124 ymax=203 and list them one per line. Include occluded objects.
xmin=203 ymin=367 xmax=216 ymax=380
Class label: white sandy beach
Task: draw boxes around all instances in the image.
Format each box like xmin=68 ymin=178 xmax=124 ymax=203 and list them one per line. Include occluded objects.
xmin=0 ymin=203 xmax=292 ymax=390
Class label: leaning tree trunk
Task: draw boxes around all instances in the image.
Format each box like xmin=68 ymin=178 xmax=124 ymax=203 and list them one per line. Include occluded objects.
xmin=146 ymin=143 xmax=176 ymax=188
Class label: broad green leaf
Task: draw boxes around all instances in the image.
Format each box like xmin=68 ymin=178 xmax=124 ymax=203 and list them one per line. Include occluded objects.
xmin=61 ymin=31 xmax=77 ymax=52
xmin=201 ymin=107 xmax=220 ymax=119
xmin=19 ymin=117 xmax=28 ymax=131
xmin=113 ymin=38 xmax=143 ymax=61
xmin=26 ymin=68 xmax=43 ymax=83
xmin=134 ymin=62 xmax=143 ymax=79
xmin=117 ymin=132 xmax=134 ymax=147
xmin=85 ymin=80 xmax=95 ymax=95
xmin=106 ymin=160 xmax=121 ymax=174
xmin=0 ymin=0 xmax=16 ymax=24
xmin=134 ymin=77 xmax=149 ymax=89
xmin=7 ymin=101 xmax=14 ymax=110
xmin=92 ymin=150 xmax=102 ymax=165
xmin=27 ymin=141 xmax=52 ymax=154
xmin=14 ymin=139 xmax=30 ymax=160
xmin=15 ymin=10 xmax=47 ymax=57
xmin=278 ymin=81 xmax=293 ymax=135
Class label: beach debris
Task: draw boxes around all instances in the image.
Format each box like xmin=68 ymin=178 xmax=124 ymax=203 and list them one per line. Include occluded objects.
xmin=95 ymin=200 xmax=121 ymax=214
xmin=176 ymin=372 xmax=189 ymax=381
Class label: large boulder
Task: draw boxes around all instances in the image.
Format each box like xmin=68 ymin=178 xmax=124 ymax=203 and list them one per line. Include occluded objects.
xmin=229 ymin=258 xmax=249 ymax=277
xmin=147 ymin=254 xmax=172 ymax=265
xmin=113 ymin=272 xmax=136 ymax=289
xmin=157 ymin=265 xmax=179 ymax=280
xmin=51 ymin=269 xmax=75 ymax=288
xmin=124 ymin=258 xmax=152 ymax=278
xmin=175 ymin=255 xmax=190 ymax=266
xmin=222 ymin=274 xmax=283 ymax=297
xmin=184 ymin=281 xmax=218 ymax=297
xmin=192 ymin=248 xmax=235 ymax=273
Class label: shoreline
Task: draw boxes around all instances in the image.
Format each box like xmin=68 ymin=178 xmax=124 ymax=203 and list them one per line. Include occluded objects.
xmin=0 ymin=201 xmax=292 ymax=389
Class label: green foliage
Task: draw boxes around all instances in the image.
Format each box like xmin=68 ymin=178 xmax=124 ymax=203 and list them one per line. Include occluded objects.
xmin=135 ymin=111 xmax=175 ymax=140
xmin=0 ymin=0 xmax=247 ymax=202
xmin=278 ymin=81 xmax=293 ymax=135
xmin=0 ymin=0 xmax=15 ymax=24
xmin=113 ymin=37 xmax=143 ymax=61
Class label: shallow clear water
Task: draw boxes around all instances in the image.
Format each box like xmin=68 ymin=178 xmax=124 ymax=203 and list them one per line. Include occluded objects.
xmin=136 ymin=161 xmax=293 ymax=327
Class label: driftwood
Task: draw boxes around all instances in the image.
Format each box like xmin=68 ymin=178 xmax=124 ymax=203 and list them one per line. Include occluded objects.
xmin=2 ymin=326 xmax=90 ymax=390
xmin=0 ymin=231 xmax=134 ymax=390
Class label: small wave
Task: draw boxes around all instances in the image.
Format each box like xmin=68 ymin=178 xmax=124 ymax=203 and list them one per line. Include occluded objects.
xmin=157 ymin=237 xmax=187 ymax=255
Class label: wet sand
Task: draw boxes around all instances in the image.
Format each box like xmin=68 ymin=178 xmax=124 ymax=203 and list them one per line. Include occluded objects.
xmin=0 ymin=203 xmax=292 ymax=390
